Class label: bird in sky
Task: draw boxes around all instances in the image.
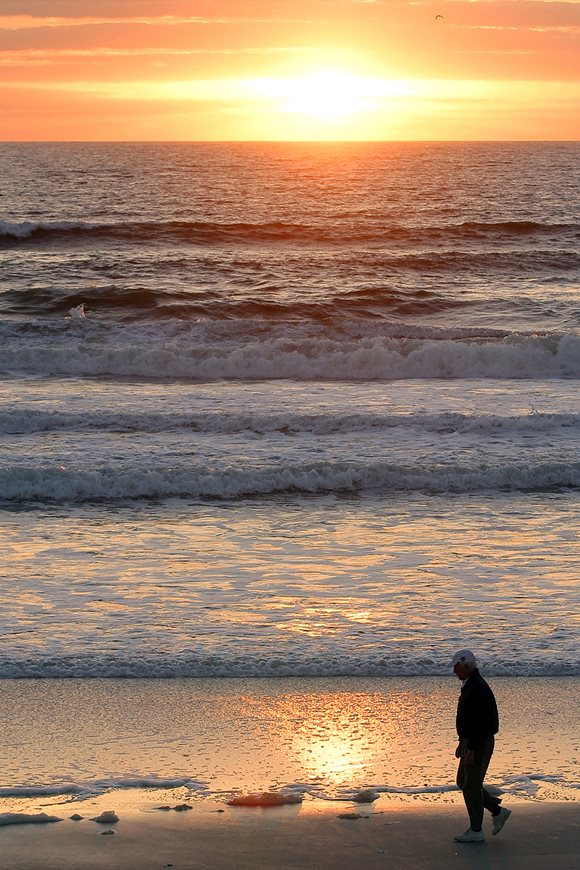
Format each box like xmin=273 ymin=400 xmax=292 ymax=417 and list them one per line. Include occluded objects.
xmin=435 ymin=14 xmax=444 ymax=20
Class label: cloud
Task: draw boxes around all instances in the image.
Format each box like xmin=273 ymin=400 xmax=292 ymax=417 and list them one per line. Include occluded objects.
xmin=0 ymin=16 xmax=324 ymax=32
xmin=449 ymin=23 xmax=580 ymax=33
xmin=0 ymin=45 xmax=312 ymax=66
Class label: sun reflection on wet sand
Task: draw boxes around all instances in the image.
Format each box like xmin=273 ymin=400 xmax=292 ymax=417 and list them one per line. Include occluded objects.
xmin=2 ymin=677 xmax=577 ymax=817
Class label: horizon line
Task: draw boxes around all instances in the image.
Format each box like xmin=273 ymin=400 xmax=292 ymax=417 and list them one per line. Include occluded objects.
xmin=1 ymin=138 xmax=579 ymax=144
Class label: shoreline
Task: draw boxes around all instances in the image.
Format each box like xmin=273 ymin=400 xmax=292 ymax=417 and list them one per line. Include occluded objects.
xmin=1 ymin=799 xmax=578 ymax=869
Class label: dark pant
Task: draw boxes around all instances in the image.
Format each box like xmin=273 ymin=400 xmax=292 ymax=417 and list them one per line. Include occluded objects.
xmin=456 ymin=735 xmax=501 ymax=831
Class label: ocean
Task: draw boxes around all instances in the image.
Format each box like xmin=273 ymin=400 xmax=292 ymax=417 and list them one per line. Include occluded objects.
xmin=0 ymin=141 xmax=579 ymax=805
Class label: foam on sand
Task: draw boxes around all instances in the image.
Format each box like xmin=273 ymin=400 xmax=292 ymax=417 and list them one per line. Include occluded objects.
xmin=0 ymin=812 xmax=62 ymax=826
xmin=0 ymin=777 xmax=208 ymax=801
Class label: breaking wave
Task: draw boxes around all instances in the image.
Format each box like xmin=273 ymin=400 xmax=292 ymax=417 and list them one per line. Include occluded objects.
xmin=1 ymin=332 xmax=578 ymax=380
xmin=1 ymin=459 xmax=579 ymax=503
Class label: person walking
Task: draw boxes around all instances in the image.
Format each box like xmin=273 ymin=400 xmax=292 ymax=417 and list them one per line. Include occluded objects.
xmin=452 ymin=649 xmax=511 ymax=843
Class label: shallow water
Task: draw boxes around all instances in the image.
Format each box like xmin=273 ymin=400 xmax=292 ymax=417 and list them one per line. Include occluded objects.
xmin=0 ymin=135 xmax=578 ymax=796
xmin=2 ymin=491 xmax=579 ymax=677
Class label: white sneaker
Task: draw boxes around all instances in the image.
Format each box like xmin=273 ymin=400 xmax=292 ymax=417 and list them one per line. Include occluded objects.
xmin=492 ymin=807 xmax=511 ymax=835
xmin=454 ymin=828 xmax=485 ymax=843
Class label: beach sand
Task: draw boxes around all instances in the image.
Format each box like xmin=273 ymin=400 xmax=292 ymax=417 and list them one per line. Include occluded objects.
xmin=1 ymin=799 xmax=579 ymax=870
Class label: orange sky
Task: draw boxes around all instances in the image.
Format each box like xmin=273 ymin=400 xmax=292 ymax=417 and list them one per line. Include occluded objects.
xmin=1 ymin=0 xmax=579 ymax=140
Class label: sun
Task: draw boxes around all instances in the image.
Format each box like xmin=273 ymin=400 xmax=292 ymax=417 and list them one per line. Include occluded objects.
xmin=281 ymin=71 xmax=377 ymax=120
xmin=247 ymin=70 xmax=403 ymax=122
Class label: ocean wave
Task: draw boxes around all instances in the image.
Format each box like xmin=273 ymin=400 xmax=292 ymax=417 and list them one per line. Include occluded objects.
xmin=3 ymin=265 xmax=579 ymax=322
xmin=1 ymin=218 xmax=578 ymax=247
xmin=1 ymin=408 xmax=578 ymax=436
xmin=0 ymin=284 xmax=466 ymax=320
xmin=1 ymin=459 xmax=578 ymax=503
xmin=0 ymin=651 xmax=577 ymax=678
xmin=459 ymin=220 xmax=578 ymax=236
xmin=1 ymin=332 xmax=578 ymax=380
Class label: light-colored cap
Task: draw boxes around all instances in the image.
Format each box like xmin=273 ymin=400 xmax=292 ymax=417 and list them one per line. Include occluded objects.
xmin=451 ymin=649 xmax=477 ymax=668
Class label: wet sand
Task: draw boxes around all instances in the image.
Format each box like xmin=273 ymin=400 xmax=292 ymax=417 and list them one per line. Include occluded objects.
xmin=1 ymin=800 xmax=578 ymax=870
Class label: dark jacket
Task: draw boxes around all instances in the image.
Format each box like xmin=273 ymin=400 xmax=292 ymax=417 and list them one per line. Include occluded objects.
xmin=456 ymin=669 xmax=499 ymax=751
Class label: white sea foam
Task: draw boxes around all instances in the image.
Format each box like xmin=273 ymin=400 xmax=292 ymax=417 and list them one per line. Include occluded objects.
xmin=68 ymin=303 xmax=86 ymax=320
xmin=1 ymin=408 xmax=578 ymax=436
xmin=1 ymin=651 xmax=578 ymax=679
